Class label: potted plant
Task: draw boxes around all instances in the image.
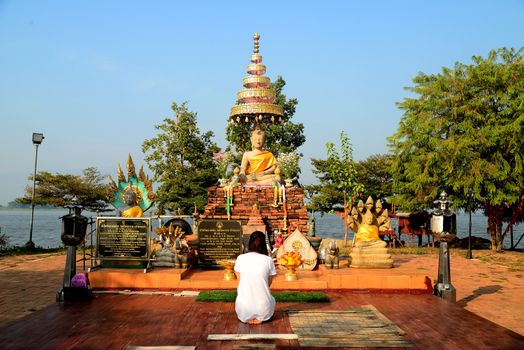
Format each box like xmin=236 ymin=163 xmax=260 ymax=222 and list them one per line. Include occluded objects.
xmin=277 ymin=152 xmax=301 ymax=186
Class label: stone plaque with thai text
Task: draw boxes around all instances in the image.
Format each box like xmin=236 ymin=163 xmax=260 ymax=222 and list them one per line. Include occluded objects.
xmin=97 ymin=217 xmax=150 ymax=259
xmin=198 ymin=220 xmax=242 ymax=266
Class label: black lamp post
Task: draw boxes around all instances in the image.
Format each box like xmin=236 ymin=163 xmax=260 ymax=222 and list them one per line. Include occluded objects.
xmin=432 ymin=191 xmax=457 ymax=302
xmin=26 ymin=132 xmax=45 ymax=250
xmin=57 ymin=197 xmax=89 ymax=302
xmin=466 ymin=188 xmax=474 ymax=259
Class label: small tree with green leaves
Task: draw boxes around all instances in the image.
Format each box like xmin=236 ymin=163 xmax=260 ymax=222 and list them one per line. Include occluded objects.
xmin=307 ymin=132 xmax=363 ymax=245
xmin=142 ymin=101 xmax=219 ymax=214
xmin=355 ymin=154 xmax=394 ymax=205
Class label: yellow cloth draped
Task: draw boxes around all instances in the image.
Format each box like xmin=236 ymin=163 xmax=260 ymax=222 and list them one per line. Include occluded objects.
xmin=355 ymin=224 xmax=380 ymax=243
xmin=246 ymin=151 xmax=276 ymax=174
xmin=122 ymin=206 xmax=143 ymax=218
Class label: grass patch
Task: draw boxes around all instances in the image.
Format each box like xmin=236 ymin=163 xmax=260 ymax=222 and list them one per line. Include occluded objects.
xmin=196 ymin=290 xmax=329 ymax=302
xmin=491 ymin=278 xmax=508 ymax=282
xmin=274 ymin=291 xmax=329 ymax=302
xmin=0 ymin=245 xmax=66 ymax=257
xmin=196 ymin=290 xmax=236 ymax=302
xmin=390 ymin=247 xmax=437 ymax=255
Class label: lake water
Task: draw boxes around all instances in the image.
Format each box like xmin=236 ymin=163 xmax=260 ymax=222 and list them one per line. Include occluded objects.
xmin=0 ymin=209 xmax=522 ymax=249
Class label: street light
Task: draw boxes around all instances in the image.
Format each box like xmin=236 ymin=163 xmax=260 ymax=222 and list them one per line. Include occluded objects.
xmin=26 ymin=132 xmax=44 ymax=249
xmin=466 ymin=188 xmax=474 ymax=259
xmin=432 ymin=191 xmax=457 ymax=302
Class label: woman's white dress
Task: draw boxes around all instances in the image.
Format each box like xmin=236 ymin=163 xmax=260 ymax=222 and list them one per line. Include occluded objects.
xmin=234 ymin=252 xmax=277 ymax=323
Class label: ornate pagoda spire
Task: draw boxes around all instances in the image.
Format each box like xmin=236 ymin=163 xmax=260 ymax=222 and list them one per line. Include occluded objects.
xmin=229 ymin=32 xmax=284 ymax=125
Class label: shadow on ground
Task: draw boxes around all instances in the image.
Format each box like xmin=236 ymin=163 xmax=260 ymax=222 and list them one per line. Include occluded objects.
xmin=457 ymin=285 xmax=502 ymax=307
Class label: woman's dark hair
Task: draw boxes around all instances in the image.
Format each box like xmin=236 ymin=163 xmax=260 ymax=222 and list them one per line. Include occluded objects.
xmin=248 ymin=231 xmax=268 ymax=255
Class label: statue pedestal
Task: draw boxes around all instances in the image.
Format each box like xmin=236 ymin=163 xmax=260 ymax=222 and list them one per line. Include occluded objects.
xmin=350 ymin=241 xmax=394 ymax=269
xmin=203 ymin=186 xmax=308 ymax=234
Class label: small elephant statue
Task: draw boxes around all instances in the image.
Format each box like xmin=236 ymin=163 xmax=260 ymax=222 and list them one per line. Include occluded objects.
xmin=324 ymin=240 xmax=339 ymax=269
xmin=173 ymin=238 xmax=190 ymax=268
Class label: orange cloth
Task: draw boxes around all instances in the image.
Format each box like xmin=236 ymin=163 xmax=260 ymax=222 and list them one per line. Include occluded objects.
xmin=355 ymin=224 xmax=380 ymax=243
xmin=246 ymin=151 xmax=276 ymax=175
xmin=122 ymin=205 xmax=143 ymax=218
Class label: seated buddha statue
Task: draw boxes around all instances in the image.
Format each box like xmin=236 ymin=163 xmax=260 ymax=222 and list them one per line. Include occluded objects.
xmin=354 ymin=211 xmax=380 ymax=244
xmin=119 ymin=188 xmax=143 ymax=218
xmin=239 ymin=127 xmax=277 ymax=185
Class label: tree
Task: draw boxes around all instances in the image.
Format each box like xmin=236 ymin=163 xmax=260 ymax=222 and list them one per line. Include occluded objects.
xmin=388 ymin=47 xmax=524 ymax=251
xmin=7 ymin=201 xmax=30 ymax=208
xmin=354 ymin=154 xmax=394 ymax=206
xmin=225 ymin=76 xmax=305 ymax=158
xmin=16 ymin=167 xmax=112 ymax=210
xmin=305 ymin=157 xmax=344 ymax=213
xmin=307 ymin=132 xmax=364 ymax=244
xmin=142 ymin=101 xmax=219 ymax=214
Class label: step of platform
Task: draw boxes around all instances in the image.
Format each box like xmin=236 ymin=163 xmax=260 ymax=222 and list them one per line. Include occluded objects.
xmin=88 ymin=263 xmax=432 ymax=293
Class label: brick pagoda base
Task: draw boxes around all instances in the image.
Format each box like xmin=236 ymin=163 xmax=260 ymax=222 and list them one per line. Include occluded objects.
xmin=202 ymin=186 xmax=308 ymax=234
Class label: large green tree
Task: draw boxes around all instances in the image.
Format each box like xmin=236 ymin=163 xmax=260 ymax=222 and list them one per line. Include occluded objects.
xmin=142 ymin=101 xmax=219 ymax=214
xmin=388 ymin=47 xmax=524 ymax=251
xmin=225 ymin=76 xmax=305 ymax=156
xmin=16 ymin=167 xmax=111 ymax=210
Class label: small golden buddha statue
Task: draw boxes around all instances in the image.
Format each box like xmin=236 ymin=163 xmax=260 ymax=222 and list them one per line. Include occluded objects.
xmin=347 ymin=196 xmax=389 ymax=244
xmin=120 ymin=188 xmax=143 ymax=218
xmin=240 ymin=127 xmax=277 ymax=185
xmin=354 ymin=211 xmax=380 ymax=243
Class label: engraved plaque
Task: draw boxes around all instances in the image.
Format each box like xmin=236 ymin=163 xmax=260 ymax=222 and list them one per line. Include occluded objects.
xmin=97 ymin=217 xmax=150 ymax=259
xmin=198 ymin=220 xmax=242 ymax=266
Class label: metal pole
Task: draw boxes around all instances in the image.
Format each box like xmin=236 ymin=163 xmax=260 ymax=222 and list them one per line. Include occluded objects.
xmin=434 ymin=240 xmax=456 ymax=302
xmin=27 ymin=143 xmax=39 ymax=249
xmin=466 ymin=206 xmax=473 ymax=259
xmin=466 ymin=189 xmax=473 ymax=259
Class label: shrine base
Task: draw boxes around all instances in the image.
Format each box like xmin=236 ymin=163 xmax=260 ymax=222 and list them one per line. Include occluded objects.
xmin=88 ymin=260 xmax=432 ymax=293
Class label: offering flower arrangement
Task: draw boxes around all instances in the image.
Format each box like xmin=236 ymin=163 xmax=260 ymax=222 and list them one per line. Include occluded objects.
xmin=277 ymin=152 xmax=301 ymax=180
xmin=277 ymin=251 xmax=304 ymax=267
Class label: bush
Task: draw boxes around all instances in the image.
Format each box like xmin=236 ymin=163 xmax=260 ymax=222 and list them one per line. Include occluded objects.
xmin=0 ymin=233 xmax=8 ymax=250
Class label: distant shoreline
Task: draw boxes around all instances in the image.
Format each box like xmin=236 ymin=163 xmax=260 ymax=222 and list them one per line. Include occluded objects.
xmin=0 ymin=207 xmax=65 ymax=211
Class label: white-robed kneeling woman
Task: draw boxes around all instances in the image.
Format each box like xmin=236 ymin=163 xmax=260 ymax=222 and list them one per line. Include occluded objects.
xmin=234 ymin=231 xmax=277 ymax=325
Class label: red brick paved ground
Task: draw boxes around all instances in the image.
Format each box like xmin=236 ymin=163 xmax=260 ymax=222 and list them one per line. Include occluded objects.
xmin=0 ymin=250 xmax=522 ymax=335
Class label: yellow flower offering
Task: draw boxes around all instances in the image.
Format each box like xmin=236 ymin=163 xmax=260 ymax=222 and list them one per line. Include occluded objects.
xmin=277 ymin=251 xmax=304 ymax=266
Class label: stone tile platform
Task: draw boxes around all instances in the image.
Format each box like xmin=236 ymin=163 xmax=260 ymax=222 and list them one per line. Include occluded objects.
xmin=88 ymin=259 xmax=432 ymax=292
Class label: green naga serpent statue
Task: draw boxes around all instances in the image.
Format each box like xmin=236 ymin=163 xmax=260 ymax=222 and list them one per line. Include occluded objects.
xmin=108 ymin=154 xmax=156 ymax=217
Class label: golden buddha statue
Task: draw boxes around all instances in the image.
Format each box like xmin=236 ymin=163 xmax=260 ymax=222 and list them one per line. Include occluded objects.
xmin=347 ymin=196 xmax=389 ymax=244
xmin=239 ymin=127 xmax=277 ymax=185
xmin=120 ymin=187 xmax=143 ymax=218
xmin=354 ymin=211 xmax=380 ymax=243
xmin=349 ymin=197 xmax=394 ymax=269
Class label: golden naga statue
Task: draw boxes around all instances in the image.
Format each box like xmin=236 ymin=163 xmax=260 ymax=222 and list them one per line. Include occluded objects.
xmin=347 ymin=196 xmax=391 ymax=244
xmin=109 ymin=154 xmax=156 ymax=218
xmin=239 ymin=127 xmax=278 ymax=185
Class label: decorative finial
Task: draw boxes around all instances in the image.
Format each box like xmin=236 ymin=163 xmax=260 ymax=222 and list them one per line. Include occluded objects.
xmin=253 ymin=32 xmax=260 ymax=54
xmin=229 ymin=32 xmax=284 ymax=125
xmin=127 ymin=153 xmax=137 ymax=178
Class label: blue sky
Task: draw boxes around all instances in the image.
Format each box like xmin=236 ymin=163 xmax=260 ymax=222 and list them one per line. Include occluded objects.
xmin=1 ymin=0 xmax=523 ymax=206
